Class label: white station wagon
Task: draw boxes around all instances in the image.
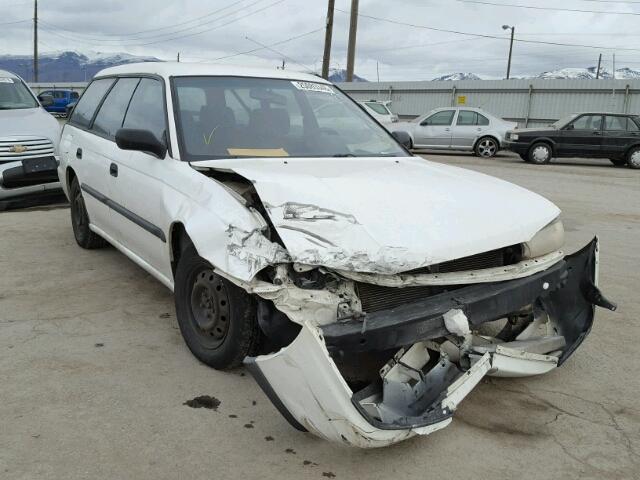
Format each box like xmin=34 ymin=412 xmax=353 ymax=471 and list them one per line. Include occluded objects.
xmin=58 ymin=63 xmax=614 ymax=448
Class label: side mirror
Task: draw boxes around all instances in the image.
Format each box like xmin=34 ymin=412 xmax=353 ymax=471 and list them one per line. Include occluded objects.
xmin=420 ymin=119 xmax=430 ymax=126
xmin=564 ymin=124 xmax=574 ymax=131
xmin=115 ymin=128 xmax=167 ymax=159
xmin=392 ymin=130 xmax=412 ymax=149
xmin=39 ymin=94 xmax=54 ymax=107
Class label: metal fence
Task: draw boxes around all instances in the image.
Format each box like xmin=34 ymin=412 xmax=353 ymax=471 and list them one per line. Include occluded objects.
xmin=338 ymin=79 xmax=640 ymax=127
xmin=28 ymin=82 xmax=87 ymax=96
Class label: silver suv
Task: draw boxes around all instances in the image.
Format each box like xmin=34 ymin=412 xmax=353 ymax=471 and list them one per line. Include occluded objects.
xmin=0 ymin=70 xmax=61 ymax=207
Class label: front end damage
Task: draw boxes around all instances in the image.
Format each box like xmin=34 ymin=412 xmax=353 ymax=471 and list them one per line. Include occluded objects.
xmin=244 ymin=238 xmax=615 ymax=448
xmin=190 ymin=162 xmax=615 ymax=448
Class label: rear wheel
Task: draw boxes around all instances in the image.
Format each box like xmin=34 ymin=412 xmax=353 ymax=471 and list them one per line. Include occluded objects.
xmin=627 ymin=147 xmax=640 ymax=169
xmin=174 ymin=245 xmax=259 ymax=369
xmin=475 ymin=137 xmax=499 ymax=158
xmin=528 ymin=142 xmax=552 ymax=164
xmin=69 ymin=176 xmax=107 ymax=249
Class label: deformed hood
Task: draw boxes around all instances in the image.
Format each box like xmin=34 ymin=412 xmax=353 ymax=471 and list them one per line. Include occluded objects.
xmin=0 ymin=107 xmax=61 ymax=151
xmin=192 ymin=157 xmax=560 ymax=275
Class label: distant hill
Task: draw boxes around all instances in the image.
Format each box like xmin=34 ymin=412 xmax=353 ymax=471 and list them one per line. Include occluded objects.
xmin=0 ymin=51 xmax=161 ymax=82
xmin=328 ymin=69 xmax=368 ymax=83
xmin=432 ymin=72 xmax=482 ymax=82
xmin=536 ymin=66 xmax=640 ymax=80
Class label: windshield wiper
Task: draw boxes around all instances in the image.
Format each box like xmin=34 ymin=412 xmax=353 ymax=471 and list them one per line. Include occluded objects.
xmin=332 ymin=153 xmax=356 ymax=157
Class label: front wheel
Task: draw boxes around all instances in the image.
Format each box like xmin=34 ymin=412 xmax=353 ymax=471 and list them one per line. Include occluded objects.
xmin=475 ymin=137 xmax=498 ymax=158
xmin=69 ymin=176 xmax=107 ymax=249
xmin=627 ymin=147 xmax=640 ymax=169
xmin=528 ymin=142 xmax=552 ymax=164
xmin=174 ymin=245 xmax=259 ymax=369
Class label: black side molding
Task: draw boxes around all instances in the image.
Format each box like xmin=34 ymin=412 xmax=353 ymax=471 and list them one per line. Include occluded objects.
xmin=81 ymin=183 xmax=166 ymax=242
xmin=243 ymin=357 xmax=308 ymax=433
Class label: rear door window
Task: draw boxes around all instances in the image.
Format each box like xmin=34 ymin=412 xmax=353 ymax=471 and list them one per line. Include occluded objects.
xmin=477 ymin=113 xmax=490 ymax=126
xmin=92 ymin=78 xmax=140 ymax=139
xmin=456 ymin=110 xmax=476 ymax=126
xmin=122 ymin=78 xmax=166 ymax=142
xmin=70 ymin=78 xmax=115 ymax=129
xmin=604 ymin=116 xmax=627 ymax=131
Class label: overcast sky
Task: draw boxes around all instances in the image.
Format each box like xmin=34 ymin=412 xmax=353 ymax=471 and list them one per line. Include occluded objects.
xmin=2 ymin=0 xmax=640 ymax=80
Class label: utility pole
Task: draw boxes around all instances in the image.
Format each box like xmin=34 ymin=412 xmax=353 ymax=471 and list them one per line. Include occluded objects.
xmin=596 ymin=53 xmax=602 ymax=79
xmin=346 ymin=0 xmax=359 ymax=82
xmin=33 ymin=0 xmax=38 ymax=82
xmin=321 ymin=0 xmax=335 ymax=79
xmin=177 ymin=52 xmax=180 ymax=62
xmin=502 ymin=25 xmax=514 ymax=80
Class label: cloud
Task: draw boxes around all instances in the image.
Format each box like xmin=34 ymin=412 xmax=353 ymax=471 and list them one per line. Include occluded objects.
xmin=1 ymin=0 xmax=636 ymax=80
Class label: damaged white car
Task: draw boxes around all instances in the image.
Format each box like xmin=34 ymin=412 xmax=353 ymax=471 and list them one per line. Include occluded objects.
xmin=58 ymin=63 xmax=616 ymax=448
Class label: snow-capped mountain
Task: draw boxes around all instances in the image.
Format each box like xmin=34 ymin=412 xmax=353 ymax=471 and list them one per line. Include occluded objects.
xmin=431 ymin=73 xmax=482 ymax=81
xmin=536 ymin=66 xmax=640 ymax=80
xmin=328 ymin=69 xmax=368 ymax=83
xmin=0 ymin=51 xmax=161 ymax=82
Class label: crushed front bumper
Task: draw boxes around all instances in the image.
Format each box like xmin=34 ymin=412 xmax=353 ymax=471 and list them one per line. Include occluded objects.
xmin=0 ymin=156 xmax=62 ymax=201
xmin=245 ymin=238 xmax=615 ymax=447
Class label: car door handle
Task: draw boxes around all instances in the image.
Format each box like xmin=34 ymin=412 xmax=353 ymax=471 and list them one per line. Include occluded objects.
xmin=76 ymin=148 xmax=82 ymax=159
xmin=593 ymin=131 xmax=602 ymax=135
xmin=445 ymin=128 xmax=450 ymax=131
xmin=110 ymin=163 xmax=118 ymax=177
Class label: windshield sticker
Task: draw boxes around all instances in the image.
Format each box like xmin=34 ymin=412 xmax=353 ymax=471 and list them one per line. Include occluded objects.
xmin=291 ymin=81 xmax=334 ymax=94
xmin=227 ymin=148 xmax=289 ymax=157
xmin=0 ymin=77 xmax=15 ymax=83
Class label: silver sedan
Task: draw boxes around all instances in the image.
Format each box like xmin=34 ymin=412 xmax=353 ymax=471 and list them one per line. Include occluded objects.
xmin=390 ymin=107 xmax=518 ymax=157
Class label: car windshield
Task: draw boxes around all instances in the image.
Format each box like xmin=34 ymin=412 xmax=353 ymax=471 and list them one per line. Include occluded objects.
xmin=172 ymin=76 xmax=408 ymax=160
xmin=551 ymin=114 xmax=578 ymax=129
xmin=0 ymin=77 xmax=39 ymax=109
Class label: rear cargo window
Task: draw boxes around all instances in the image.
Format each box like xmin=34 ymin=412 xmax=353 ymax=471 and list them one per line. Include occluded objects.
xmin=69 ymin=78 xmax=115 ymax=129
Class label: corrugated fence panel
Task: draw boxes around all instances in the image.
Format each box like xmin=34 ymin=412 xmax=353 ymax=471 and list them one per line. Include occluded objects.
xmin=339 ymin=79 xmax=640 ymax=126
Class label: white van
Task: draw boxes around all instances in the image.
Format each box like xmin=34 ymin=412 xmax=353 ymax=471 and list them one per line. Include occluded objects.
xmin=0 ymin=69 xmax=61 ymax=207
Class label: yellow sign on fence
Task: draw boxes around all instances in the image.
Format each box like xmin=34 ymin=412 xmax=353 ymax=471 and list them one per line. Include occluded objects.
xmin=457 ymin=95 xmax=466 ymax=105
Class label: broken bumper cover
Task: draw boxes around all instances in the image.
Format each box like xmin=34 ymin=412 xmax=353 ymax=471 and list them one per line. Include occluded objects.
xmin=245 ymin=238 xmax=614 ymax=447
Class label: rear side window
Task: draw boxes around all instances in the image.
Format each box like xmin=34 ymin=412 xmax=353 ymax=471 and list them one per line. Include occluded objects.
xmin=70 ymin=78 xmax=115 ymax=129
xmin=604 ymin=115 xmax=638 ymax=132
xmin=122 ymin=78 xmax=166 ymax=142
xmin=92 ymin=78 xmax=140 ymax=139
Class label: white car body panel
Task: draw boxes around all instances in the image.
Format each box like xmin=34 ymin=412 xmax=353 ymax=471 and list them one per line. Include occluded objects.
xmin=191 ymin=156 xmax=559 ymax=275
xmin=56 ymin=62 xmax=610 ymax=449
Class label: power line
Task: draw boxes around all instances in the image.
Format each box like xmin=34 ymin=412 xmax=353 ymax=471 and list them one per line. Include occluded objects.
xmin=458 ymin=0 xmax=640 ymax=16
xmin=37 ymin=0 xmax=251 ymax=41
xmin=195 ymin=26 xmax=324 ymax=63
xmin=37 ymin=0 xmax=285 ymax=45
xmin=335 ymin=9 xmax=640 ymax=52
xmin=38 ymin=0 xmax=286 ymax=48
xmin=244 ymin=35 xmax=314 ymax=72
xmin=0 ymin=18 xmax=30 ymax=25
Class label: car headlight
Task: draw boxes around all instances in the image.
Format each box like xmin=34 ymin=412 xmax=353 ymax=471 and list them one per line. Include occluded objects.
xmin=509 ymin=133 xmax=519 ymax=141
xmin=522 ymin=218 xmax=565 ymax=258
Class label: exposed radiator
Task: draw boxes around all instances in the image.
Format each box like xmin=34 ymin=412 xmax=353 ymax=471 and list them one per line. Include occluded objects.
xmin=356 ymin=246 xmax=521 ymax=313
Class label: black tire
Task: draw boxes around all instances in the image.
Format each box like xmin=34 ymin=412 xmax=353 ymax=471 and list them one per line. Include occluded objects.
xmin=174 ymin=245 xmax=259 ymax=370
xmin=474 ymin=136 xmax=499 ymax=158
xmin=528 ymin=142 xmax=552 ymax=164
xmin=626 ymin=147 xmax=640 ymax=169
xmin=69 ymin=176 xmax=107 ymax=249
xmin=519 ymin=154 xmax=529 ymax=162
xmin=609 ymin=158 xmax=627 ymax=167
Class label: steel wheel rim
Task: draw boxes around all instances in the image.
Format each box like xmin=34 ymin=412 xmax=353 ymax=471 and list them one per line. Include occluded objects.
xmin=478 ymin=139 xmax=497 ymax=157
xmin=630 ymin=150 xmax=640 ymax=167
xmin=189 ymin=270 xmax=230 ymax=348
xmin=532 ymin=145 xmax=550 ymax=162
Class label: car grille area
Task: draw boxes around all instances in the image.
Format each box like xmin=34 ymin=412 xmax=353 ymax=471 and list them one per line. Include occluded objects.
xmin=0 ymin=137 xmax=55 ymax=163
xmin=355 ymin=245 xmax=521 ymax=313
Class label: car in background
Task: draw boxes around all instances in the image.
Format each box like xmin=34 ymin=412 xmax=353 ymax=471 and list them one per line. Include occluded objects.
xmin=504 ymin=112 xmax=640 ymax=169
xmin=37 ymin=89 xmax=80 ymax=116
xmin=392 ymin=107 xmax=518 ymax=157
xmin=358 ymin=100 xmax=398 ymax=125
xmin=0 ymin=69 xmax=62 ymax=208
xmin=58 ymin=62 xmax=613 ymax=447
xmin=65 ymin=99 xmax=77 ymax=118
